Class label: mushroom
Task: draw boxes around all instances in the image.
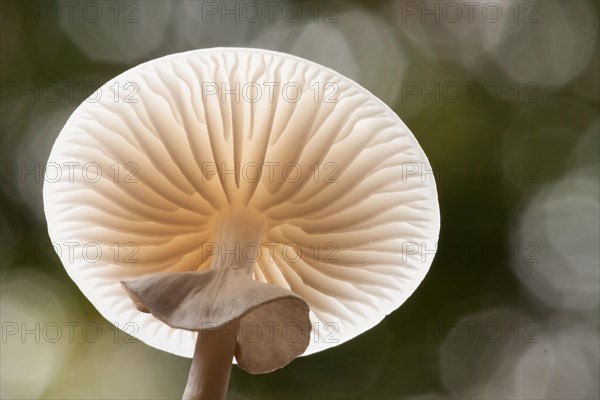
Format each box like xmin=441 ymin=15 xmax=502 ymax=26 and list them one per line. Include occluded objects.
xmin=43 ymin=48 xmax=440 ymax=399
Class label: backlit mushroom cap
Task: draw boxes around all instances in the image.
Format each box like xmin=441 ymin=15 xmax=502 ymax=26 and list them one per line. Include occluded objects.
xmin=44 ymin=48 xmax=440 ymax=365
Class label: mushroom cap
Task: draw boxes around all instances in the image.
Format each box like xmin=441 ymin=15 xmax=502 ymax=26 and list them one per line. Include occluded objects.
xmin=43 ymin=48 xmax=440 ymax=359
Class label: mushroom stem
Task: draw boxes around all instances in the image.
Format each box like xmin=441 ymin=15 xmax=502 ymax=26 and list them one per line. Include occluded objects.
xmin=209 ymin=208 xmax=264 ymax=273
xmin=183 ymin=320 xmax=239 ymax=400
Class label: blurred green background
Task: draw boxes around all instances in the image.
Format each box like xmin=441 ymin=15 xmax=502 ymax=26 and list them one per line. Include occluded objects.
xmin=1 ymin=0 xmax=599 ymax=399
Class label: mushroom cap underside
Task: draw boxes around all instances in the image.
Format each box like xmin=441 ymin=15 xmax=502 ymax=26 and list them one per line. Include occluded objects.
xmin=43 ymin=47 xmax=440 ymax=358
